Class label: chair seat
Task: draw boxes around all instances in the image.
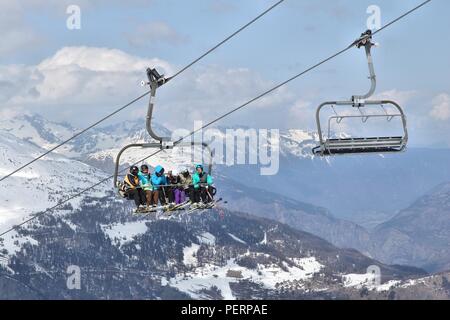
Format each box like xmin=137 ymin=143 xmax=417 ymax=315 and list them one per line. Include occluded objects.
xmin=313 ymin=136 xmax=405 ymax=155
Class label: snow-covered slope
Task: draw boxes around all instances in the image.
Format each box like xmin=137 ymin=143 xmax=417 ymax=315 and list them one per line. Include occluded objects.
xmin=0 ymin=130 xmax=108 ymax=233
xmin=0 ymin=114 xmax=318 ymax=164
xmin=0 ymin=113 xmax=445 ymax=300
xmin=0 ymin=205 xmax=428 ymax=299
xmin=4 ymin=113 xmax=450 ymax=230
xmin=0 ymin=114 xmax=75 ymax=152
xmin=3 ymin=113 xmax=450 ymax=274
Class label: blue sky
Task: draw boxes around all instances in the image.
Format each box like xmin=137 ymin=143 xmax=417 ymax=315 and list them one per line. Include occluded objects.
xmin=1 ymin=0 xmax=449 ymax=148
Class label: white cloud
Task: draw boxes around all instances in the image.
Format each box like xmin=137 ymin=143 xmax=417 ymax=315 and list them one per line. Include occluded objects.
xmin=0 ymin=105 xmax=27 ymax=119
xmin=373 ymin=89 xmax=417 ymax=106
xmin=0 ymin=64 xmax=39 ymax=103
xmin=430 ymin=94 xmax=450 ymax=121
xmin=159 ymin=65 xmax=294 ymax=129
xmin=38 ymin=46 xmax=172 ymax=73
xmin=287 ymin=99 xmax=315 ymax=129
xmin=7 ymin=46 xmax=173 ymax=106
xmin=0 ymin=46 xmax=294 ymax=129
xmin=0 ymin=45 xmax=448 ymax=149
xmin=4 ymin=46 xmax=447 ymax=151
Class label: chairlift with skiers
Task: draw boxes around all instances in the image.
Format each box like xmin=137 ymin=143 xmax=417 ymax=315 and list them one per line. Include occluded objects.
xmin=113 ymin=68 xmax=219 ymax=215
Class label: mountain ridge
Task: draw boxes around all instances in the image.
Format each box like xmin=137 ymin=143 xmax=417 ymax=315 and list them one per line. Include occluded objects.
xmin=2 ymin=113 xmax=450 ymax=275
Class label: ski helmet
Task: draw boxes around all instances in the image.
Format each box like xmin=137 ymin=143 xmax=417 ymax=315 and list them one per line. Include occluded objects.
xmin=155 ymin=165 xmax=164 ymax=176
xmin=141 ymin=164 xmax=149 ymax=172
xmin=130 ymin=166 xmax=139 ymax=175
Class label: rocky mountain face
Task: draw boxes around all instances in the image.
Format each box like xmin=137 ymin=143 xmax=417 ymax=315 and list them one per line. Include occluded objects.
xmin=369 ymin=182 xmax=450 ymax=272
xmin=217 ymin=175 xmax=372 ymax=255
xmin=220 ymin=176 xmax=450 ymax=273
xmin=218 ymin=148 xmax=450 ymax=229
xmin=220 ymin=173 xmax=450 ymax=273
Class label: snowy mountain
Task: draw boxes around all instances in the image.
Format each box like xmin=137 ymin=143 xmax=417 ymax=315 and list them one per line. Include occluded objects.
xmin=0 ymin=130 xmax=108 ymax=230
xmin=2 ymin=113 xmax=450 ymax=299
xmin=0 ymin=114 xmax=373 ymax=255
xmin=4 ymin=113 xmax=450 ymax=228
xmin=0 ymin=129 xmax=122 ymax=273
xmin=0 ymin=114 xmax=170 ymax=161
xmin=2 ymin=114 xmax=449 ymax=243
xmin=0 ymin=203 xmax=431 ymax=299
xmin=0 ymin=114 xmax=75 ymax=152
xmin=219 ymin=148 xmax=450 ymax=227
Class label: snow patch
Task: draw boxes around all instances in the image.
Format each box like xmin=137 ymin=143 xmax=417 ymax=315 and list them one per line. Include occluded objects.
xmin=197 ymin=232 xmax=216 ymax=246
xmin=227 ymin=233 xmax=246 ymax=244
xmin=0 ymin=230 xmax=38 ymax=257
xmin=183 ymin=243 xmax=200 ymax=267
xmin=103 ymin=221 xmax=149 ymax=247
xmin=169 ymin=256 xmax=324 ymax=300
xmin=342 ymin=273 xmax=400 ymax=292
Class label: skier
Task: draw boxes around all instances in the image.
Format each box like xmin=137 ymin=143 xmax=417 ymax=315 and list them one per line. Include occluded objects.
xmin=151 ymin=165 xmax=168 ymax=206
xmin=192 ymin=164 xmax=214 ymax=205
xmin=171 ymin=169 xmax=186 ymax=205
xmin=166 ymin=170 xmax=178 ymax=204
xmin=138 ymin=164 xmax=153 ymax=209
xmin=123 ymin=165 xmax=146 ymax=212
xmin=179 ymin=168 xmax=193 ymax=202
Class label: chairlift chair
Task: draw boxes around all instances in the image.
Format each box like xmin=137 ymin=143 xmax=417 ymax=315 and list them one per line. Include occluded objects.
xmin=113 ymin=68 xmax=214 ymax=197
xmin=312 ymin=30 xmax=408 ymax=156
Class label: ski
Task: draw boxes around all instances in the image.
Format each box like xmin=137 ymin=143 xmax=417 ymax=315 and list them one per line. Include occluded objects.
xmin=138 ymin=204 xmax=171 ymax=217
xmin=165 ymin=200 xmax=190 ymax=211
xmin=186 ymin=198 xmax=223 ymax=214
xmin=164 ymin=200 xmax=192 ymax=215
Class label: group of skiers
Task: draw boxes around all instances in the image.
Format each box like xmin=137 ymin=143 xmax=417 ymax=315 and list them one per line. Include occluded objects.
xmin=120 ymin=163 xmax=214 ymax=212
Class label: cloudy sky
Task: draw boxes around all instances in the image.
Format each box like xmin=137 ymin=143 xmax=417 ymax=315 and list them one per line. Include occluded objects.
xmin=0 ymin=0 xmax=448 ymax=148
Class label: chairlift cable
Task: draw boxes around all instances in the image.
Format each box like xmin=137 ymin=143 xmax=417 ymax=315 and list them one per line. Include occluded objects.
xmin=173 ymin=0 xmax=432 ymax=147
xmin=168 ymin=0 xmax=285 ymax=80
xmin=372 ymin=0 xmax=432 ymax=36
xmin=0 ymin=0 xmax=432 ymax=238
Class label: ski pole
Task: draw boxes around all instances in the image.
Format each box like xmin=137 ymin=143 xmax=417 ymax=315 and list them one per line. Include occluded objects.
xmin=161 ymin=186 xmax=169 ymax=205
xmin=206 ymin=187 xmax=214 ymax=202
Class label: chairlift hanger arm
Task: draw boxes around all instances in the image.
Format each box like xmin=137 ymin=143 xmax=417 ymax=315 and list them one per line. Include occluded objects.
xmin=351 ymin=30 xmax=377 ymax=104
xmin=143 ymin=67 xmax=171 ymax=143
xmin=143 ymin=67 xmax=214 ymax=174
xmin=114 ymin=67 xmax=215 ymax=191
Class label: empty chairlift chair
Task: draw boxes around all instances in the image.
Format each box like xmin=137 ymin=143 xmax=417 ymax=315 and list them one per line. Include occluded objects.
xmin=312 ymin=30 xmax=408 ymax=156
